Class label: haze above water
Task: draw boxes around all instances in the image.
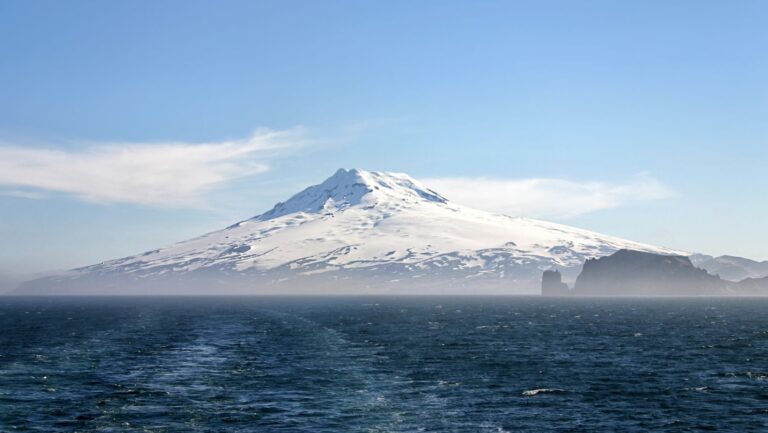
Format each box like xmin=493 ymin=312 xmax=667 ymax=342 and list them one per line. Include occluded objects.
xmin=2 ymin=296 xmax=767 ymax=432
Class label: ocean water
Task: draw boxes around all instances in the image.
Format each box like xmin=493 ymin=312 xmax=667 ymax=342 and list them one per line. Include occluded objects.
xmin=1 ymin=297 xmax=767 ymax=432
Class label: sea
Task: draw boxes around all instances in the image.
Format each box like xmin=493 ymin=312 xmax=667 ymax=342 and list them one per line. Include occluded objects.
xmin=1 ymin=296 xmax=767 ymax=432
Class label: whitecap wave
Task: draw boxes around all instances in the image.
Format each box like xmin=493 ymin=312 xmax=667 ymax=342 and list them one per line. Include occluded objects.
xmin=521 ymin=388 xmax=566 ymax=396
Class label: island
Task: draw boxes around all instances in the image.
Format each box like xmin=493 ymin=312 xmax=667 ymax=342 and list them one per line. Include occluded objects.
xmin=542 ymin=249 xmax=768 ymax=297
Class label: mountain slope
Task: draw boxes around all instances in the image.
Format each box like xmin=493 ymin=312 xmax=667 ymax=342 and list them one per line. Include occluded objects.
xmin=690 ymin=254 xmax=768 ymax=281
xmin=17 ymin=169 xmax=683 ymax=294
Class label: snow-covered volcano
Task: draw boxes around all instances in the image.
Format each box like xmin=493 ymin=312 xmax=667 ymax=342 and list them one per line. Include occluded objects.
xmin=18 ymin=169 xmax=682 ymax=294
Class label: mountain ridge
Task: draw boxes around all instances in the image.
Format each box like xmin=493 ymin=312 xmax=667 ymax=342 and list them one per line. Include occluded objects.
xmin=689 ymin=254 xmax=768 ymax=281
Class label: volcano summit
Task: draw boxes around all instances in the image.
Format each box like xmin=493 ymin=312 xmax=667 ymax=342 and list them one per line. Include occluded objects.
xmin=18 ymin=169 xmax=680 ymax=295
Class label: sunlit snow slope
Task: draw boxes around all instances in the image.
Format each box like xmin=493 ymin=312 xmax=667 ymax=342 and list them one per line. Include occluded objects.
xmin=19 ymin=169 xmax=682 ymax=294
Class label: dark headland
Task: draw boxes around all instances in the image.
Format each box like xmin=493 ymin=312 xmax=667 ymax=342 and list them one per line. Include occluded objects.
xmin=543 ymin=249 xmax=768 ymax=297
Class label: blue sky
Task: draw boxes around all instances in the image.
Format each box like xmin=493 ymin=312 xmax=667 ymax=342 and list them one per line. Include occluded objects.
xmin=0 ymin=0 xmax=766 ymax=280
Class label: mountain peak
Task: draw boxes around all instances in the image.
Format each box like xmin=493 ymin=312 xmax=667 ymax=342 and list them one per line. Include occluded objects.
xmin=255 ymin=168 xmax=448 ymax=220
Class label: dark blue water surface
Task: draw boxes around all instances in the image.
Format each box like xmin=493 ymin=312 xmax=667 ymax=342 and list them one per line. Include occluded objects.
xmin=1 ymin=297 xmax=768 ymax=432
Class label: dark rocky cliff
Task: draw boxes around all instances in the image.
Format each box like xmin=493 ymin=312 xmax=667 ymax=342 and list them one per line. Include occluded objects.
xmin=573 ymin=249 xmax=726 ymax=296
xmin=541 ymin=270 xmax=570 ymax=296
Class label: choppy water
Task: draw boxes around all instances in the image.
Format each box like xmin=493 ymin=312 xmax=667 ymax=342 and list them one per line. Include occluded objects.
xmin=1 ymin=297 xmax=768 ymax=432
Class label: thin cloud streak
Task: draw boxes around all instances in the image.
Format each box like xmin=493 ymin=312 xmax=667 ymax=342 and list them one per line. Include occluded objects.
xmin=0 ymin=189 xmax=47 ymax=200
xmin=0 ymin=128 xmax=309 ymax=207
xmin=424 ymin=175 xmax=674 ymax=219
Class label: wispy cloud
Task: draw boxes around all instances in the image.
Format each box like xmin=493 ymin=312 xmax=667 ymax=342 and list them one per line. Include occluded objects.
xmin=0 ymin=189 xmax=48 ymax=200
xmin=0 ymin=128 xmax=309 ymax=207
xmin=424 ymin=175 xmax=674 ymax=219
